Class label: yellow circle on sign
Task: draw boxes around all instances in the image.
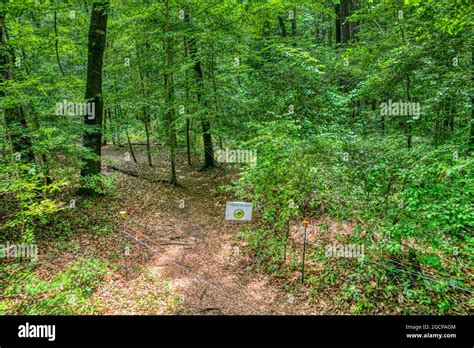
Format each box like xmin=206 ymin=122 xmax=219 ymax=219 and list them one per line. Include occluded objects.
xmin=234 ymin=209 xmax=245 ymax=219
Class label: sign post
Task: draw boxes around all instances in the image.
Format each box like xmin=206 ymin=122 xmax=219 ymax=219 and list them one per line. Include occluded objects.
xmin=301 ymin=220 xmax=310 ymax=284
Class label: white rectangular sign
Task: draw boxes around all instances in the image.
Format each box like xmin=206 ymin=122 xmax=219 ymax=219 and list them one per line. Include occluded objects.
xmin=225 ymin=201 xmax=253 ymax=221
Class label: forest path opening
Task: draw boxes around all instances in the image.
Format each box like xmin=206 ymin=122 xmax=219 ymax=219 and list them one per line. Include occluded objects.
xmin=102 ymin=145 xmax=293 ymax=315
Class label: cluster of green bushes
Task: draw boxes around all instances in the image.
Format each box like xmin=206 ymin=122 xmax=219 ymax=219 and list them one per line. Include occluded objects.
xmin=230 ymin=120 xmax=473 ymax=314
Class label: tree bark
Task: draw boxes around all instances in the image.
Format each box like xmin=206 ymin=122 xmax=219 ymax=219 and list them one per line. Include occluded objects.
xmin=125 ymin=128 xmax=137 ymax=163
xmin=187 ymin=13 xmax=214 ymax=169
xmin=341 ymin=0 xmax=351 ymax=44
xmin=80 ymin=1 xmax=109 ymax=182
xmin=335 ymin=4 xmax=341 ymax=44
xmin=164 ymin=0 xmax=178 ymax=184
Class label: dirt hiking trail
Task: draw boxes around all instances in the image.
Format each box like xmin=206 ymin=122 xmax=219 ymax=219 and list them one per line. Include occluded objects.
xmin=101 ymin=145 xmax=302 ymax=315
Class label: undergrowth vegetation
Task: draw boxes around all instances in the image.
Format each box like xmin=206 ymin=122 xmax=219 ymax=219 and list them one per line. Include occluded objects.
xmin=232 ymin=121 xmax=473 ymax=314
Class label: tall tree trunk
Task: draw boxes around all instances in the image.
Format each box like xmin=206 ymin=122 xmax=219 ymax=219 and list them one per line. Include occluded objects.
xmin=187 ymin=14 xmax=214 ymax=169
xmin=164 ymin=0 xmax=178 ymax=185
xmin=80 ymin=1 xmax=109 ymax=183
xmin=186 ymin=118 xmax=191 ymax=165
xmin=341 ymin=0 xmax=351 ymax=44
xmin=335 ymin=4 xmax=341 ymax=44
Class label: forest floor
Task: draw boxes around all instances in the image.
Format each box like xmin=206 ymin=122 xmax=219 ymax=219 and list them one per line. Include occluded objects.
xmin=92 ymin=145 xmax=294 ymax=314
xmin=3 ymin=144 xmax=351 ymax=315
xmin=88 ymin=144 xmax=339 ymax=315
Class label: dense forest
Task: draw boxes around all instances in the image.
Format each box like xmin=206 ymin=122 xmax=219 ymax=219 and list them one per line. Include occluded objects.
xmin=0 ymin=0 xmax=472 ymax=315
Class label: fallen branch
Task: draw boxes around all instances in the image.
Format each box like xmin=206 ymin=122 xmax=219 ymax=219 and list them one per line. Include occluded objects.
xmin=106 ymin=164 xmax=169 ymax=183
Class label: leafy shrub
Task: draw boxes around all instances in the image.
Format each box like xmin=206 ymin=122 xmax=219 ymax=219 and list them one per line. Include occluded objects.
xmin=79 ymin=174 xmax=118 ymax=197
xmin=231 ymin=122 xmax=473 ymax=314
xmin=0 ymin=163 xmax=68 ymax=244
xmin=0 ymin=258 xmax=107 ymax=315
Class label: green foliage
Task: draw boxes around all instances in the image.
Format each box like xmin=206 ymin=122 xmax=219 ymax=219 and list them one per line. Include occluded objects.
xmin=0 ymin=163 xmax=68 ymax=244
xmin=233 ymin=126 xmax=473 ymax=313
xmin=0 ymin=259 xmax=107 ymax=314
xmin=1 ymin=0 xmax=472 ymax=315
xmin=79 ymin=174 xmax=118 ymax=197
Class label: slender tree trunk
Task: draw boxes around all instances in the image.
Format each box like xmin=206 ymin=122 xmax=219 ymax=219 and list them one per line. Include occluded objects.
xmin=80 ymin=1 xmax=109 ymax=183
xmin=144 ymin=116 xmax=153 ymax=166
xmin=164 ymin=0 xmax=178 ymax=184
xmin=108 ymin=108 xmax=116 ymax=145
xmin=469 ymin=50 xmax=474 ymax=154
xmin=186 ymin=118 xmax=191 ymax=165
xmin=278 ymin=16 xmax=287 ymax=38
xmin=102 ymin=107 xmax=107 ymax=145
xmin=125 ymin=128 xmax=137 ymax=163
xmin=135 ymin=40 xmax=153 ymax=167
xmin=114 ymin=106 xmax=122 ymax=147
xmin=406 ymin=78 xmax=412 ymax=149
xmin=183 ymin=34 xmax=192 ymax=166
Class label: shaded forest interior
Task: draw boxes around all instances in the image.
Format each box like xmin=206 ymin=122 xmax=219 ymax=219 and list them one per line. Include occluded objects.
xmin=0 ymin=0 xmax=473 ymax=315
